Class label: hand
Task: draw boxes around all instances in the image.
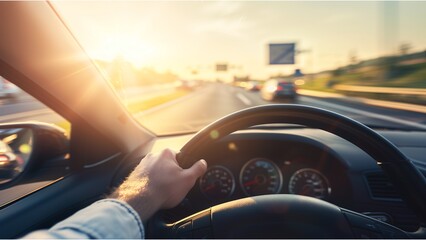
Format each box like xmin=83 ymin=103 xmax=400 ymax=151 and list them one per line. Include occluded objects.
xmin=109 ymin=148 xmax=207 ymax=221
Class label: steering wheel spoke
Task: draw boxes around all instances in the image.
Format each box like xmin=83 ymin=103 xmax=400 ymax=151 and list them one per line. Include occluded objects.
xmin=147 ymin=209 xmax=213 ymax=238
xmin=148 ymin=194 xmax=410 ymax=238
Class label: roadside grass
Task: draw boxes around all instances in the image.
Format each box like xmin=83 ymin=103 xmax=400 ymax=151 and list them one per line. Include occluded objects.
xmin=53 ymin=89 xmax=190 ymax=135
xmin=303 ymin=62 xmax=426 ymax=90
xmin=301 ymin=63 xmax=426 ymax=105
xmin=125 ymin=89 xmax=189 ymax=114
xmin=384 ymin=68 xmax=426 ymax=88
xmin=302 ymin=75 xmax=426 ymax=104
xmin=302 ymin=77 xmax=336 ymax=92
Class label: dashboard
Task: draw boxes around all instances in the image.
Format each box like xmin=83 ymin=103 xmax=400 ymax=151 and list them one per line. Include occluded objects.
xmin=152 ymin=128 xmax=426 ymax=232
xmin=193 ymin=135 xmax=344 ymax=204
xmin=200 ymin=163 xmax=331 ymax=201
xmin=184 ymin=131 xmax=351 ymax=212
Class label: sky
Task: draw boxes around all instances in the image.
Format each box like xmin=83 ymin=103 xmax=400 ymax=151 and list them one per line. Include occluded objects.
xmin=53 ymin=1 xmax=426 ymax=81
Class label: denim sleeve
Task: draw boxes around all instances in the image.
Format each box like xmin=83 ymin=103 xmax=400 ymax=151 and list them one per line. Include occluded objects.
xmin=22 ymin=199 xmax=144 ymax=239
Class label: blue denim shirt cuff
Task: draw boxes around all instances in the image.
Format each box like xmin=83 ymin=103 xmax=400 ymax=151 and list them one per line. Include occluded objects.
xmin=23 ymin=199 xmax=144 ymax=239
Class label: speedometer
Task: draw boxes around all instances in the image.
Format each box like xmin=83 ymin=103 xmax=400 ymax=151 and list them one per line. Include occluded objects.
xmin=288 ymin=168 xmax=331 ymax=200
xmin=199 ymin=166 xmax=235 ymax=200
xmin=240 ymin=158 xmax=283 ymax=196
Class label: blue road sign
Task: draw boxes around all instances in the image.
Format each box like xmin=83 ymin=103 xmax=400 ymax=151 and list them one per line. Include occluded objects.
xmin=269 ymin=43 xmax=295 ymax=65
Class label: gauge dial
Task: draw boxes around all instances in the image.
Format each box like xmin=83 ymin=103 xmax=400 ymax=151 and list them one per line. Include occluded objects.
xmin=288 ymin=168 xmax=331 ymax=200
xmin=199 ymin=166 xmax=235 ymax=200
xmin=240 ymin=158 xmax=283 ymax=196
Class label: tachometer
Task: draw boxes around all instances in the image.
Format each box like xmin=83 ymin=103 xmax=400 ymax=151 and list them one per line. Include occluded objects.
xmin=288 ymin=168 xmax=331 ymax=200
xmin=240 ymin=158 xmax=283 ymax=196
xmin=199 ymin=166 xmax=235 ymax=200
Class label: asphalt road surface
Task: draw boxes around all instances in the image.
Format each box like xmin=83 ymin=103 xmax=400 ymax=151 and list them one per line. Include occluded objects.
xmin=136 ymin=83 xmax=426 ymax=135
xmin=0 ymin=92 xmax=64 ymax=124
xmin=1 ymin=83 xmax=425 ymax=135
xmin=0 ymin=83 xmax=177 ymax=124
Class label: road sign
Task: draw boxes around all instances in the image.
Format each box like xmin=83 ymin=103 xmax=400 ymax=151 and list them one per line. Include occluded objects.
xmin=216 ymin=64 xmax=228 ymax=72
xmin=269 ymin=43 xmax=295 ymax=65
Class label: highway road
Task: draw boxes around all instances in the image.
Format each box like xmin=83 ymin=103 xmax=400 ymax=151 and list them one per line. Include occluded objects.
xmin=136 ymin=83 xmax=426 ymax=135
xmin=0 ymin=92 xmax=65 ymax=124
xmin=0 ymin=83 xmax=178 ymax=124
xmin=1 ymin=83 xmax=426 ymax=135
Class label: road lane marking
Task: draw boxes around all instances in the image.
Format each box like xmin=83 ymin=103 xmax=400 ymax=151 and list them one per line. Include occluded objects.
xmin=237 ymin=93 xmax=252 ymax=106
xmin=307 ymin=97 xmax=426 ymax=130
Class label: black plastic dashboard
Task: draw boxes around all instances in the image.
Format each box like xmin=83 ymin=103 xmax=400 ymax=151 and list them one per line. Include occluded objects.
xmin=187 ymin=132 xmax=350 ymax=208
xmin=153 ymin=128 xmax=426 ymax=232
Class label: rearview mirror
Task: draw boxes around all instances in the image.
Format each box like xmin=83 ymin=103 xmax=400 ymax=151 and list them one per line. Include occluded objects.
xmin=0 ymin=122 xmax=69 ymax=189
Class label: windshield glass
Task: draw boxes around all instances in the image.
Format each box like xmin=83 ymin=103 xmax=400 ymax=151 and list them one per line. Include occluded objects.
xmin=53 ymin=1 xmax=426 ymax=135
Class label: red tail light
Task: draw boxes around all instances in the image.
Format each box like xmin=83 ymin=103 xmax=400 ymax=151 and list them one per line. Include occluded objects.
xmin=276 ymin=86 xmax=283 ymax=91
xmin=0 ymin=155 xmax=10 ymax=162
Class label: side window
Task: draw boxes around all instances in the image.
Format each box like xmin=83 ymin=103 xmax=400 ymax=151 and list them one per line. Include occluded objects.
xmin=0 ymin=75 xmax=70 ymax=194
xmin=0 ymin=75 xmax=70 ymax=132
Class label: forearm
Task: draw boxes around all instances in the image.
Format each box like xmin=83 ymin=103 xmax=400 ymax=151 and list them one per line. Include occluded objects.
xmin=108 ymin=175 xmax=161 ymax=222
xmin=22 ymin=149 xmax=206 ymax=239
xmin=22 ymin=199 xmax=144 ymax=239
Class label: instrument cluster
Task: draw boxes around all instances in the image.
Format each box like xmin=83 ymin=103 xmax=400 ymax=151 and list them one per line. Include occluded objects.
xmin=199 ymin=157 xmax=332 ymax=201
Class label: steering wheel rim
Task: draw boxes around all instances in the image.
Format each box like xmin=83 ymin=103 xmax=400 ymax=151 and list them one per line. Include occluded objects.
xmin=177 ymin=104 xmax=426 ymax=224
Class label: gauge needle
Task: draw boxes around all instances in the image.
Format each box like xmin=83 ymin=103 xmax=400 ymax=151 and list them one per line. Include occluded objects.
xmin=244 ymin=179 xmax=258 ymax=187
xmin=204 ymin=184 xmax=216 ymax=192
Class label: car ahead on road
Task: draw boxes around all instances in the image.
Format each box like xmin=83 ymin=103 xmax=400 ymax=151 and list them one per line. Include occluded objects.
xmin=261 ymin=78 xmax=297 ymax=101
xmin=0 ymin=2 xmax=426 ymax=239
xmin=177 ymin=79 xmax=198 ymax=91
xmin=0 ymin=76 xmax=20 ymax=99
xmin=244 ymin=81 xmax=262 ymax=91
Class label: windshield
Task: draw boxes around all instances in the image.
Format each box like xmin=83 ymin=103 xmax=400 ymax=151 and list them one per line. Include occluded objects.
xmin=52 ymin=1 xmax=426 ymax=135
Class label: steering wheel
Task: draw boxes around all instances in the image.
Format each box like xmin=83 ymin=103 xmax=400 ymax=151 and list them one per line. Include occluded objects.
xmin=147 ymin=104 xmax=426 ymax=238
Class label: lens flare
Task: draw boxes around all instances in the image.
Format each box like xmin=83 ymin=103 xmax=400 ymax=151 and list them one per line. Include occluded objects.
xmin=19 ymin=144 xmax=32 ymax=154
xmin=228 ymin=142 xmax=238 ymax=151
xmin=210 ymin=130 xmax=220 ymax=139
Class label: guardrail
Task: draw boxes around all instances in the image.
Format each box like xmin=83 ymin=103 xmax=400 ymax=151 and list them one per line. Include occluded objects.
xmin=333 ymin=84 xmax=426 ymax=95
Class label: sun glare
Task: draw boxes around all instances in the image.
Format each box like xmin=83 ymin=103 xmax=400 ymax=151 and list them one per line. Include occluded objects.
xmin=91 ymin=34 xmax=157 ymax=68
